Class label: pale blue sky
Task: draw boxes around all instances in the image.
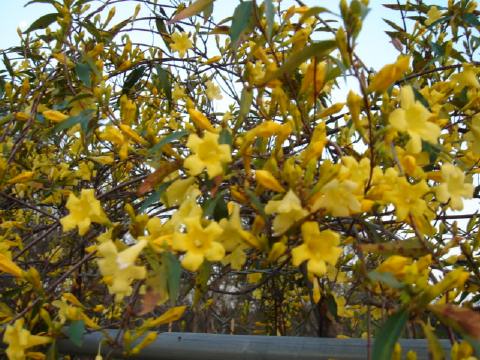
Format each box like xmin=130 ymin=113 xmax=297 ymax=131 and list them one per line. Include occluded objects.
xmin=0 ymin=0 xmax=447 ymax=70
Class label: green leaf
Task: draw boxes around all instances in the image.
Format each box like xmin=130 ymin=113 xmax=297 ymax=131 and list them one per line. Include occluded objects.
xmin=68 ymin=320 xmax=85 ymax=347
xmin=75 ymin=62 xmax=92 ymax=87
xmin=325 ymin=293 xmax=338 ymax=319
xmin=25 ymin=0 xmax=60 ymax=7
xmin=170 ymin=0 xmax=215 ymax=23
xmin=263 ymin=40 xmax=336 ymax=84
xmin=194 ymin=261 xmax=211 ymax=306
xmin=299 ymin=7 xmax=330 ymax=23
xmin=155 ymin=17 xmax=171 ymax=48
xmin=422 ymin=141 xmax=441 ymax=170
xmin=234 ymin=87 xmax=253 ymax=132
xmin=122 ymin=66 xmax=146 ymax=94
xmin=53 ymin=109 xmax=95 ymax=133
xmin=412 ymin=87 xmax=430 ymax=110
xmin=155 ymin=66 xmax=172 ymax=109
xmin=138 ymin=180 xmax=171 ymax=213
xmin=372 ymin=309 xmax=409 ymax=360
xmin=465 ymin=336 xmax=480 ymax=357
xmin=230 ymin=1 xmax=254 ymax=45
xmin=148 ymin=130 xmax=188 ymax=154
xmin=368 ymin=271 xmax=404 ymax=289
xmin=164 ymin=252 xmax=182 ymax=303
xmin=245 ymin=188 xmax=265 ymax=217
xmin=464 ymin=13 xmax=480 ymax=27
xmin=24 ymin=13 xmax=58 ymax=33
xmin=46 ymin=340 xmax=58 ymax=360
xmin=203 ymin=1 xmax=214 ymax=20
xmin=3 ymin=55 xmax=15 ymax=78
xmin=203 ymin=190 xmax=228 ymax=221
xmin=218 ymin=128 xmax=233 ymax=146
xmin=265 ymin=0 xmax=274 ymax=41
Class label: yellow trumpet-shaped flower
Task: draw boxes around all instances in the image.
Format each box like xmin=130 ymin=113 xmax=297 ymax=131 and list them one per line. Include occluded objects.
xmin=312 ymin=179 xmax=362 ymax=217
xmin=184 ymin=131 xmax=232 ymax=179
xmin=172 ymin=216 xmax=225 ymax=271
xmin=255 ymin=170 xmax=285 ymax=192
xmin=291 ymin=222 xmax=342 ymax=277
xmin=42 ymin=110 xmax=69 ymax=123
xmin=0 ymin=253 xmax=23 ymax=277
xmin=188 ymin=108 xmax=216 ymax=132
xmin=97 ymin=239 xmax=147 ymax=301
xmin=389 ymin=85 xmax=441 ymax=153
xmin=3 ymin=319 xmax=51 ymax=360
xmin=436 ymin=163 xmax=474 ymax=210
xmin=218 ymin=203 xmax=259 ymax=269
xmin=425 ymin=6 xmax=443 ymax=26
xmin=170 ymin=32 xmax=192 ymax=58
xmin=465 ymin=114 xmax=480 ymax=154
xmin=205 ymin=80 xmax=223 ymax=101
xmin=369 ymin=55 xmax=410 ymax=93
xmin=60 ymin=189 xmax=109 ymax=236
xmin=265 ymin=190 xmax=308 ymax=235
xmin=383 ymin=177 xmax=430 ymax=222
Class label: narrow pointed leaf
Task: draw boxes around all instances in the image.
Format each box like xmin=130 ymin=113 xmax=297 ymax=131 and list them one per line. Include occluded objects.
xmin=75 ymin=62 xmax=92 ymax=87
xmin=230 ymin=1 xmax=254 ymax=45
xmin=262 ymin=40 xmax=336 ymax=84
xmin=68 ymin=320 xmax=85 ymax=347
xmin=24 ymin=13 xmax=58 ymax=33
xmin=372 ymin=309 xmax=408 ymax=360
xmin=169 ymin=0 xmax=215 ymax=24
xmin=265 ymin=0 xmax=274 ymax=41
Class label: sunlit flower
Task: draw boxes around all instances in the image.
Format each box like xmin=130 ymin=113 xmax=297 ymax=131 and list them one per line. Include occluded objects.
xmin=170 ymin=32 xmax=192 ymax=58
xmin=184 ymin=131 xmax=231 ymax=178
xmin=3 ymin=319 xmax=51 ymax=360
xmin=265 ymin=190 xmax=308 ymax=235
xmin=205 ymin=80 xmax=222 ymax=100
xmin=172 ymin=216 xmax=224 ymax=271
xmin=436 ymin=163 xmax=474 ymax=210
xmin=60 ymin=189 xmax=109 ymax=236
xmin=97 ymin=240 xmax=147 ymax=301
xmin=389 ymin=85 xmax=441 ymax=153
xmin=291 ymin=222 xmax=342 ymax=276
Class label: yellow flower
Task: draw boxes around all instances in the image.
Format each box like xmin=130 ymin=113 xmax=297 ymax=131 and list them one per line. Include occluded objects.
xmin=389 ymin=85 xmax=441 ymax=153
xmin=42 ymin=110 xmax=69 ymax=123
xmin=3 ymin=319 xmax=51 ymax=360
xmin=312 ymin=179 xmax=362 ymax=217
xmin=451 ymin=67 xmax=480 ymax=89
xmin=170 ymin=32 xmax=192 ymax=58
xmin=265 ymin=190 xmax=308 ymax=235
xmin=291 ymin=222 xmax=342 ymax=277
xmin=369 ymin=55 xmax=410 ymax=93
xmin=97 ymin=239 xmax=147 ymax=301
xmin=465 ymin=114 xmax=480 ymax=154
xmin=140 ymin=216 xmax=173 ymax=252
xmin=425 ymin=6 xmax=443 ymax=26
xmin=436 ymin=163 xmax=473 ymax=210
xmin=301 ymin=122 xmax=327 ymax=165
xmin=0 ymin=253 xmax=23 ymax=277
xmin=60 ymin=189 xmax=109 ymax=236
xmin=188 ymin=108 xmax=216 ymax=132
xmin=172 ymin=216 xmax=225 ymax=271
xmin=255 ymin=169 xmax=285 ymax=192
xmin=383 ymin=177 xmax=429 ymax=222
xmin=165 ymin=177 xmax=196 ymax=207
xmin=205 ymin=80 xmax=222 ymax=100
xmin=99 ymin=126 xmax=129 ymax=160
xmin=218 ymin=203 xmax=258 ymax=269
xmin=184 ymin=131 xmax=232 ymax=178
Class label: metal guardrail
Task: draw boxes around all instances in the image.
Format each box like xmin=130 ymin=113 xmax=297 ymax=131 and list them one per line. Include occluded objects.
xmin=57 ymin=331 xmax=453 ymax=359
